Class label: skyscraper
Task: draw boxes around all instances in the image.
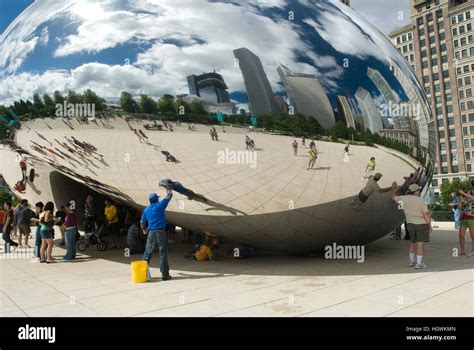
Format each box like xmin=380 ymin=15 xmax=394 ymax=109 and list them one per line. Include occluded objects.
xmin=186 ymin=72 xmax=230 ymax=104
xmin=389 ymin=0 xmax=474 ymax=200
xmin=233 ymin=48 xmax=280 ymax=117
xmin=337 ymin=95 xmax=357 ymax=129
xmin=355 ymin=87 xmax=384 ymax=134
xmin=277 ymin=64 xmax=335 ymax=129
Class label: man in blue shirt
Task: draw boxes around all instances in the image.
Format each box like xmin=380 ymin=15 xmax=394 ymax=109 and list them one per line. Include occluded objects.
xmin=141 ymin=189 xmax=173 ymax=281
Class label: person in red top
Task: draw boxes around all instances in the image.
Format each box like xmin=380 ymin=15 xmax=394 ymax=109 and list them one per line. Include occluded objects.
xmin=19 ymin=159 xmax=27 ymax=182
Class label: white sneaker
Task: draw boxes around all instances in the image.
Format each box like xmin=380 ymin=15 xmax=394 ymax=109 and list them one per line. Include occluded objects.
xmin=408 ymin=261 xmax=416 ymax=267
xmin=415 ymin=262 xmax=427 ymax=269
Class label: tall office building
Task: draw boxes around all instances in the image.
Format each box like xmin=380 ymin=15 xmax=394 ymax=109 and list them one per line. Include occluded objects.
xmin=274 ymin=95 xmax=289 ymax=114
xmin=337 ymin=95 xmax=357 ymax=129
xmin=186 ymin=72 xmax=230 ymax=104
xmin=233 ymin=48 xmax=280 ymax=117
xmin=367 ymin=66 xmax=414 ymax=130
xmin=355 ymin=87 xmax=384 ymax=134
xmin=389 ymin=0 xmax=474 ymax=200
xmin=277 ymin=64 xmax=335 ymax=129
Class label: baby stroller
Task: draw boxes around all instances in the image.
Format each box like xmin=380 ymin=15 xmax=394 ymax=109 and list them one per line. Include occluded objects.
xmin=77 ymin=224 xmax=109 ymax=252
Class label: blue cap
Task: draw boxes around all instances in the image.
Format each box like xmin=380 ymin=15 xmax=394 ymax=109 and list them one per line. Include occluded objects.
xmin=149 ymin=193 xmax=159 ymax=202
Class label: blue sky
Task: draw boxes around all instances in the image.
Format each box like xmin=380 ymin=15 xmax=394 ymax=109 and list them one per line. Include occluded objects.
xmin=0 ymin=0 xmax=410 ymax=36
xmin=0 ymin=0 xmax=34 ymax=34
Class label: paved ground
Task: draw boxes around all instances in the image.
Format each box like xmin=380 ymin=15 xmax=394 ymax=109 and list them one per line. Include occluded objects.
xmin=1 ymin=226 xmax=472 ymax=317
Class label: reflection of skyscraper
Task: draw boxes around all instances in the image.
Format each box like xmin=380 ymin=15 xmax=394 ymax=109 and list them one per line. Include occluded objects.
xmin=367 ymin=67 xmax=399 ymax=103
xmin=367 ymin=67 xmax=410 ymax=130
xmin=337 ymin=95 xmax=356 ymax=129
xmin=186 ymin=72 xmax=230 ymax=104
xmin=391 ymin=62 xmax=430 ymax=149
xmin=274 ymin=95 xmax=288 ymax=114
xmin=277 ymin=64 xmax=335 ymax=129
xmin=233 ymin=48 xmax=279 ymax=117
xmin=355 ymin=87 xmax=383 ymax=134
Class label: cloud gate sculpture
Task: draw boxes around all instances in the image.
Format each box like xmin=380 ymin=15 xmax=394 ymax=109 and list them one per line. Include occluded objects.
xmin=0 ymin=0 xmax=435 ymax=253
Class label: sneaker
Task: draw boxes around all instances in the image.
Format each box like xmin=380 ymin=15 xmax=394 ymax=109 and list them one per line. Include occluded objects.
xmin=409 ymin=261 xmax=416 ymax=267
xmin=469 ymin=252 xmax=474 ymax=257
xmin=415 ymin=262 xmax=427 ymax=269
xmin=460 ymin=251 xmax=466 ymax=256
xmin=161 ymin=275 xmax=172 ymax=281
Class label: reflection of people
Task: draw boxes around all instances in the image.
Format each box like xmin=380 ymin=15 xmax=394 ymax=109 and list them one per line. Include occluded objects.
xmin=392 ymin=184 xmax=432 ymax=269
xmin=351 ymin=173 xmax=394 ymax=208
xmin=292 ymin=140 xmax=298 ymax=156
xmin=307 ymin=146 xmax=318 ymax=170
xmin=141 ymin=190 xmax=173 ymax=281
xmin=362 ymin=157 xmax=376 ymax=179
xmin=457 ymin=190 xmax=474 ymax=257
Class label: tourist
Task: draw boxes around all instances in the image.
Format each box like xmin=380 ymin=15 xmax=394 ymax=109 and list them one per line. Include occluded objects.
xmin=307 ymin=146 xmax=318 ymax=170
xmin=302 ymin=136 xmax=306 ymax=146
xmin=457 ymin=189 xmax=474 ymax=257
xmin=62 ymin=201 xmax=77 ymax=261
xmin=141 ymin=189 xmax=173 ymax=281
xmin=449 ymin=192 xmax=461 ymax=231
xmin=344 ymin=144 xmax=350 ymax=156
xmin=0 ymin=207 xmax=4 ymax=234
xmin=185 ymin=236 xmax=215 ymax=261
xmin=19 ymin=158 xmax=27 ymax=182
xmin=104 ymin=198 xmax=121 ymax=249
xmin=14 ymin=199 xmax=32 ymax=247
xmin=83 ymin=195 xmax=96 ymax=232
xmin=55 ymin=204 xmax=67 ymax=246
xmin=309 ymin=140 xmax=316 ymax=149
xmin=292 ymin=140 xmax=298 ymax=156
xmin=2 ymin=201 xmax=18 ymax=253
xmin=351 ymin=173 xmax=395 ymax=208
xmin=31 ymin=202 xmax=44 ymax=258
xmin=39 ymin=201 xmax=56 ymax=263
xmin=127 ymin=219 xmax=146 ymax=255
xmin=213 ymin=127 xmax=219 ymax=141
xmin=392 ymin=184 xmax=432 ymax=269
xmin=362 ymin=157 xmax=376 ymax=179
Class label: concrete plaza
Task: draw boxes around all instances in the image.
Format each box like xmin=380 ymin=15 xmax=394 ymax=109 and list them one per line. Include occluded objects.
xmin=1 ymin=225 xmax=472 ymax=317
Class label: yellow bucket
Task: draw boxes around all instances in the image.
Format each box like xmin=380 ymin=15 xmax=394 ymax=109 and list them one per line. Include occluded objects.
xmin=131 ymin=260 xmax=148 ymax=283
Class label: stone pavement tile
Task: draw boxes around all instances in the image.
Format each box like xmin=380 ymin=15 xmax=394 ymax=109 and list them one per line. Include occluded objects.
xmin=0 ymin=309 xmax=28 ymax=317
xmin=8 ymin=292 xmax=71 ymax=310
xmin=23 ymin=301 xmax=94 ymax=317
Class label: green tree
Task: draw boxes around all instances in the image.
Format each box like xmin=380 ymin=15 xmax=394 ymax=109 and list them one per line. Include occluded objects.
xmin=157 ymin=94 xmax=175 ymax=115
xmin=42 ymin=93 xmax=56 ymax=114
xmin=139 ymin=94 xmax=156 ymax=114
xmin=32 ymin=93 xmax=44 ymax=115
xmin=120 ymin=91 xmax=139 ymax=113
xmin=67 ymin=90 xmax=84 ymax=105
xmin=83 ymin=89 xmax=106 ymax=111
xmin=53 ymin=90 xmax=65 ymax=105
xmin=439 ymin=179 xmax=471 ymax=209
